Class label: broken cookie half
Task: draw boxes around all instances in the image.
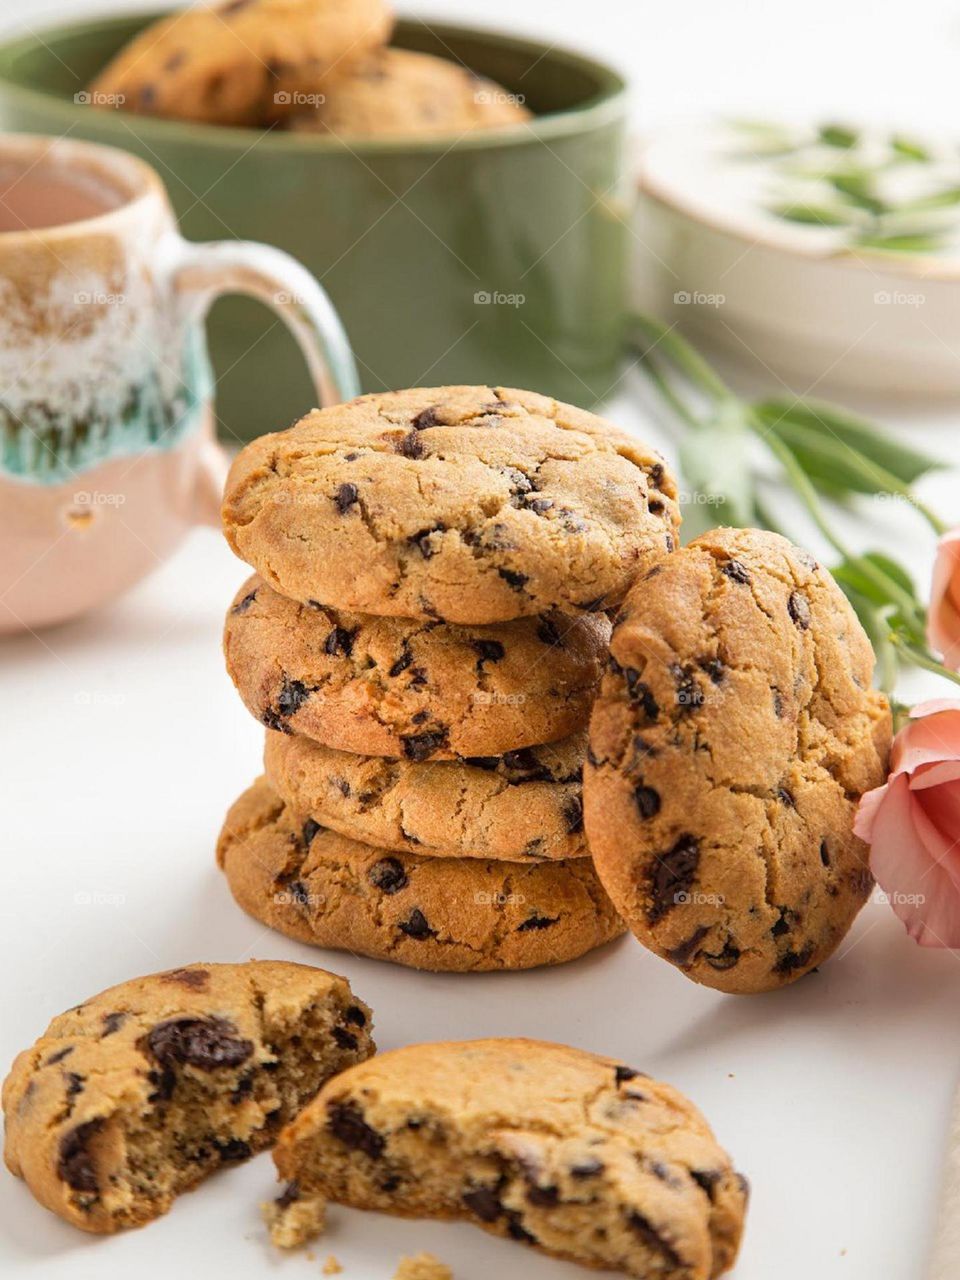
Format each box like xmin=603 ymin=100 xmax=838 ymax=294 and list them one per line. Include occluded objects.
xmin=2 ymin=960 xmax=374 ymax=1232
xmin=271 ymin=1038 xmax=747 ymax=1279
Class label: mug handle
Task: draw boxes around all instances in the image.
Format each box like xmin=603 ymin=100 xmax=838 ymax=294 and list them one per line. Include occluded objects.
xmin=161 ymin=234 xmax=362 ymax=526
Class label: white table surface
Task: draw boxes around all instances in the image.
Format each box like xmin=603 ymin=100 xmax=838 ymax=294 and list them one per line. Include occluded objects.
xmin=3 ymin=4 xmax=960 ymax=1280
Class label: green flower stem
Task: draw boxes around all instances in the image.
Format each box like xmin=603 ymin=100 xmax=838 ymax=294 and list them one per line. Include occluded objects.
xmin=637 ymin=353 xmax=704 ymax=433
xmin=629 ymin=315 xmax=731 ymax=403
xmin=887 ymin=633 xmax=960 ymax=688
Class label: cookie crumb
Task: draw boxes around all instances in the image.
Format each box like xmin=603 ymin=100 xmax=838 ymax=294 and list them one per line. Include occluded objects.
xmin=323 ymin=1256 xmax=343 ymax=1275
xmin=392 ymin=1253 xmax=452 ymax=1280
xmin=261 ymin=1188 xmax=326 ymax=1250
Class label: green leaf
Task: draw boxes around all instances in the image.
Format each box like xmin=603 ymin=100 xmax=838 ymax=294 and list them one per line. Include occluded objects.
xmin=678 ymin=401 xmax=756 ymax=533
xmin=830 ymin=172 xmax=889 ymax=215
xmin=832 ymin=552 xmax=927 ymax=646
xmin=819 ymin=123 xmax=859 ymax=149
xmin=898 ymin=185 xmax=960 ymax=210
xmin=751 ymin=399 xmax=944 ymax=493
xmin=851 ymin=231 xmax=947 ymax=253
xmin=890 ymin=135 xmax=932 ymax=162
xmin=768 ymin=203 xmax=855 ymax=226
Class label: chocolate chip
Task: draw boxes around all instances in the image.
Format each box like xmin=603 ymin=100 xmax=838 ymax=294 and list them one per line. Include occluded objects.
xmin=700 ymin=657 xmax=724 ymax=684
xmin=65 ymin=1072 xmax=85 ymax=1098
xmin=286 ymin=881 xmax=310 ymax=908
xmin=570 ymin=1157 xmax=605 ymax=1178
xmin=45 ymin=1046 xmax=74 ymax=1065
xmin=409 ymin=666 xmax=428 ymax=688
xmin=788 ymin=591 xmax=811 ymax=629
xmin=666 ymin=926 xmax=709 ymax=966
xmin=820 ymin=840 xmax=831 ymax=868
xmin=517 ymin=914 xmax=558 ymax=932
xmin=412 ymin=407 xmax=440 ymax=429
xmin=368 ymin=857 xmax=408 ymax=894
xmin=325 ymin=626 xmax=357 ymax=657
xmin=397 ymin=431 xmax=425 ymax=458
xmin=302 ymin=818 xmax=323 ymax=846
xmin=145 ymin=1017 xmax=253 ymax=1071
xmin=526 ymin=1182 xmax=559 ymax=1207
xmin=474 ymin=639 xmax=505 ymax=664
xmin=231 ymin=589 xmax=257 ymax=615
xmin=692 ymin=1169 xmax=721 ymax=1200
xmin=464 ymin=755 xmax=499 ymax=771
xmin=398 ymin=909 xmax=436 ymax=940
xmin=623 ymin=671 xmax=659 ymax=722
xmin=410 ymin=526 xmax=444 ymax=558
xmin=334 ymin=777 xmax=351 ymax=797
xmin=389 ymin=648 xmax=413 ymax=677
xmin=276 ymin=1181 xmax=300 ymax=1208
xmin=334 ymin=482 xmax=359 ymax=514
xmin=231 ymin=1074 xmax=254 ymax=1102
xmin=628 ymin=1212 xmax=682 ymax=1267
xmin=777 ymin=786 xmax=796 ymax=807
xmin=671 ymin=663 xmax=704 ymax=712
xmin=773 ymin=688 xmax=785 ymax=718
xmin=463 ymin=1186 xmax=502 ymax=1221
xmin=277 ymin=677 xmax=312 ymax=717
xmin=648 ymin=462 xmax=665 ymax=490
xmin=648 ymin=499 xmax=665 ymax=515
xmin=563 ymin=795 xmax=584 ymax=834
xmin=501 ymin=748 xmax=553 ymax=782
xmin=775 ymin=945 xmax=813 ymax=975
xmin=332 ymin=1026 xmax=359 ymax=1051
xmin=164 ymin=50 xmax=187 ymax=72
xmin=401 ymin=730 xmax=448 ymax=761
xmin=634 ymin=783 xmax=661 ymax=820
xmin=771 ymin=910 xmax=791 ymax=938
xmin=525 ymin=497 xmax=554 ymax=514
xmin=379 ymin=1173 xmax=402 ymax=1193
xmin=101 ymin=1012 xmax=125 ymax=1037
xmin=537 ymin=616 xmax=563 ymax=646
xmin=214 ymin=1138 xmax=251 ymax=1162
xmin=344 ymin=1005 xmax=367 ymax=1027
xmin=58 ymin=1120 xmax=102 ymax=1193
xmin=615 ymin=1065 xmax=642 ymax=1084
xmin=498 ymin=568 xmax=529 ymax=591
xmin=327 ymin=1102 xmax=384 ymax=1159
xmin=721 ymin=559 xmax=751 ymax=585
xmin=648 ymin=835 xmax=700 ymax=924
xmin=161 ymin=967 xmax=209 ymax=990
xmin=704 ymin=943 xmax=741 ymax=970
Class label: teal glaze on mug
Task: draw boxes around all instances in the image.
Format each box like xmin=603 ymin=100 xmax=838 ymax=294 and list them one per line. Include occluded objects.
xmin=0 ymin=15 xmax=629 ymax=440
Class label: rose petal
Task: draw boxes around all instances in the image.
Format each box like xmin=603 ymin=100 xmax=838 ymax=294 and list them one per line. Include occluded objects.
xmin=854 ymin=781 xmax=889 ymax=842
xmin=891 ymin=706 xmax=960 ymax=774
xmin=928 ymin=529 xmax=960 ymax=670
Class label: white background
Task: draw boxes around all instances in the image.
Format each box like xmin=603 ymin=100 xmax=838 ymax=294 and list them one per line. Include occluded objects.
xmin=2 ymin=4 xmax=960 ymax=1280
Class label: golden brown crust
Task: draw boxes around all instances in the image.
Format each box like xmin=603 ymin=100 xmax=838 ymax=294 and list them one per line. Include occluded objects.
xmin=217 ymin=777 xmax=625 ymax=971
xmin=264 ymin=727 xmax=589 ymax=860
xmin=584 ymin=528 xmax=892 ymax=994
xmin=222 ymin=386 xmax=680 ymax=624
xmin=91 ymin=0 xmax=393 ymax=126
xmin=273 ymin=1039 xmax=748 ymax=1278
xmin=224 ymin=574 xmax=609 ymax=758
xmin=2 ymin=961 xmax=373 ymax=1232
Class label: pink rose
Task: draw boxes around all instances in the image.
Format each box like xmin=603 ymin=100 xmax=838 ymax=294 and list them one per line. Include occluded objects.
xmin=928 ymin=528 xmax=960 ymax=670
xmin=855 ymin=700 xmax=960 ymax=947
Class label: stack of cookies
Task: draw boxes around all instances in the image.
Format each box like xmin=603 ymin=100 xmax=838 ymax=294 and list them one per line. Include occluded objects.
xmin=217 ymin=385 xmax=682 ymax=972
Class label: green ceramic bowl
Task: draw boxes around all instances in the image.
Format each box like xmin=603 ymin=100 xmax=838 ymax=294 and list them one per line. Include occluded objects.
xmin=0 ymin=13 xmax=628 ymax=441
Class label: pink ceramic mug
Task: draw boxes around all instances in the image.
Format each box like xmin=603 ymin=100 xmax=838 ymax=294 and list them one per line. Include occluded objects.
xmin=0 ymin=133 xmax=359 ymax=634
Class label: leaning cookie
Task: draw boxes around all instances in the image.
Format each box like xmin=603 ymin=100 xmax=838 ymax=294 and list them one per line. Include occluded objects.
xmin=2 ymin=961 xmax=373 ymax=1233
xmin=218 ymin=778 xmax=624 ymax=971
xmin=91 ymin=0 xmax=393 ymax=127
xmin=225 ymin=575 xmax=610 ymax=758
xmin=585 ymin=527 xmax=892 ymax=994
xmin=271 ymin=1039 xmax=748 ymax=1278
xmin=222 ymin=385 xmax=680 ymax=624
xmin=289 ymin=47 xmax=530 ymax=137
xmin=264 ymin=727 xmax=588 ymax=860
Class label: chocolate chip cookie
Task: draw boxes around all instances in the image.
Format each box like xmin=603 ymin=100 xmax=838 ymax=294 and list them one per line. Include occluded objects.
xmin=585 ymin=527 xmax=892 ymax=994
xmin=222 ymin=386 xmax=680 ymax=624
xmin=91 ymin=0 xmax=393 ymax=127
xmin=218 ymin=778 xmax=624 ymax=971
xmin=264 ymin=727 xmax=588 ymax=860
xmin=225 ymin=575 xmax=610 ymax=758
xmin=289 ymin=47 xmax=530 ymax=137
xmin=271 ymin=1039 xmax=748 ymax=1278
xmin=2 ymin=961 xmax=373 ymax=1233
